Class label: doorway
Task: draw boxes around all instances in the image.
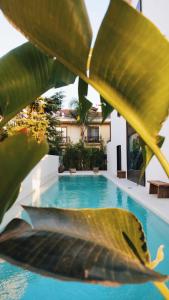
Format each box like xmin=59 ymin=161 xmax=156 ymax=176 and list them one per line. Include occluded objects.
xmin=117 ymin=145 xmax=122 ymax=171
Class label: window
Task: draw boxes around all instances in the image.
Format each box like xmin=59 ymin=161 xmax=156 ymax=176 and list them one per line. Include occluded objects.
xmin=56 ymin=127 xmax=67 ymax=137
xmin=117 ymin=145 xmax=122 ymax=171
xmin=56 ymin=127 xmax=67 ymax=143
xmin=87 ymin=126 xmax=99 ymax=143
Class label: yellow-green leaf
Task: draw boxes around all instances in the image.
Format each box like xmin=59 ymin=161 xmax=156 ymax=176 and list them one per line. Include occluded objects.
xmin=24 ymin=206 xmax=150 ymax=264
xmin=89 ymin=0 xmax=169 ymax=176
xmin=0 ymin=133 xmax=48 ymax=222
xmin=0 ymin=42 xmax=75 ymax=126
xmin=0 ymin=209 xmax=168 ymax=286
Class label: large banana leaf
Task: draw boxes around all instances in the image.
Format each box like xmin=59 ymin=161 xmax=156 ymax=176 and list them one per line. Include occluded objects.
xmin=0 ymin=42 xmax=76 ymax=126
xmin=23 ymin=206 xmax=150 ymax=264
xmin=89 ymin=0 xmax=169 ymax=176
xmin=0 ymin=207 xmax=168 ymax=287
xmin=1 ymin=0 xmax=169 ymax=175
xmin=0 ymin=133 xmax=48 ymax=223
xmin=0 ymin=0 xmax=92 ymax=76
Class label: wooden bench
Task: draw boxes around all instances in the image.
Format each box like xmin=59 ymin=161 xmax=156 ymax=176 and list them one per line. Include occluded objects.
xmin=117 ymin=170 xmax=126 ymax=179
xmin=148 ymin=180 xmax=169 ymax=198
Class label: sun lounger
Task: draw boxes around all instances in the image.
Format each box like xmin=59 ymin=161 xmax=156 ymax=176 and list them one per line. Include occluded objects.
xmin=69 ymin=168 xmax=76 ymax=174
xmin=117 ymin=170 xmax=126 ymax=178
xmin=93 ymin=167 xmax=99 ymax=174
xmin=148 ymin=180 xmax=169 ymax=198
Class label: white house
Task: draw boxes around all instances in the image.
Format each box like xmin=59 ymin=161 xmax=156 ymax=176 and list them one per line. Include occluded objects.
xmin=107 ymin=0 xmax=169 ymax=186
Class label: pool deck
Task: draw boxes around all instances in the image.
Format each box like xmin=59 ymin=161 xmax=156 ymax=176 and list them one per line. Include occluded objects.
xmin=103 ymin=172 xmax=169 ymax=224
xmin=61 ymin=170 xmax=169 ymax=224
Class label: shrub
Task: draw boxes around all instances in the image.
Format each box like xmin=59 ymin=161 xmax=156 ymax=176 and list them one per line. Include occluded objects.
xmin=63 ymin=142 xmax=107 ymax=170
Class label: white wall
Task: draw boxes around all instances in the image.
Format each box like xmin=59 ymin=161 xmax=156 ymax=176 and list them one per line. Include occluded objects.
xmin=132 ymin=0 xmax=169 ymax=38
xmin=99 ymin=124 xmax=111 ymax=144
xmin=107 ymin=111 xmax=127 ymax=176
xmin=146 ymin=118 xmax=169 ymax=186
xmin=142 ymin=0 xmax=169 ymax=38
xmin=67 ymin=125 xmax=81 ymax=143
xmin=19 ymin=154 xmax=59 ymax=200
xmin=1 ymin=155 xmax=59 ymax=229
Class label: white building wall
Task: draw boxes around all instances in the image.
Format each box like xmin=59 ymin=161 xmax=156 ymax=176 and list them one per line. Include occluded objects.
xmin=67 ymin=125 xmax=81 ymax=143
xmin=99 ymin=124 xmax=111 ymax=144
xmin=1 ymin=155 xmax=59 ymax=229
xmin=146 ymin=118 xmax=169 ymax=186
xmin=66 ymin=124 xmax=110 ymax=145
xmin=20 ymin=154 xmax=59 ymax=200
xmin=142 ymin=0 xmax=169 ymax=38
xmin=107 ymin=111 xmax=127 ymax=176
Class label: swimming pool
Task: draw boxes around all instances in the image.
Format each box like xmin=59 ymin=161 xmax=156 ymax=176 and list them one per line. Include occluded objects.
xmin=1 ymin=175 xmax=169 ymax=300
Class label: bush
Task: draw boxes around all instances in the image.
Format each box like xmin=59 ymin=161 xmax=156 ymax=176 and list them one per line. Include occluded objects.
xmin=63 ymin=142 xmax=107 ymax=170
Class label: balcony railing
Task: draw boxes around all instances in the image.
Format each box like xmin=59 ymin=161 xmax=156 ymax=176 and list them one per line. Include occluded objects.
xmin=85 ymin=136 xmax=101 ymax=143
xmin=59 ymin=136 xmax=70 ymax=144
xmin=59 ymin=136 xmax=102 ymax=144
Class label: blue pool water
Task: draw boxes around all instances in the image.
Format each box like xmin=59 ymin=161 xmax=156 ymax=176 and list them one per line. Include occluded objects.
xmin=1 ymin=175 xmax=169 ymax=300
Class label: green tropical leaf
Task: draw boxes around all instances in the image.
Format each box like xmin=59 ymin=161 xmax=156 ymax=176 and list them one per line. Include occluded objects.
xmin=0 ymin=133 xmax=48 ymax=223
xmin=79 ymin=97 xmax=92 ymax=121
xmin=100 ymin=96 xmax=114 ymax=123
xmin=0 ymin=208 xmax=168 ymax=286
xmin=78 ymin=78 xmax=88 ymax=98
xmin=23 ymin=206 xmax=150 ymax=264
xmin=78 ymin=78 xmax=92 ymax=121
xmin=0 ymin=42 xmax=76 ymax=126
xmin=1 ymin=0 xmax=168 ymax=176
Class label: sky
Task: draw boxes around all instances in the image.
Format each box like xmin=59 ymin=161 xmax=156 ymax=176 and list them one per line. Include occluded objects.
xmin=0 ymin=0 xmax=169 ymax=108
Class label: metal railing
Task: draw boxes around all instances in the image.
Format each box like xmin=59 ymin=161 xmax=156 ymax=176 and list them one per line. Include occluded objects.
xmin=85 ymin=136 xmax=101 ymax=143
xmin=59 ymin=136 xmax=71 ymax=144
xmin=59 ymin=136 xmax=103 ymax=144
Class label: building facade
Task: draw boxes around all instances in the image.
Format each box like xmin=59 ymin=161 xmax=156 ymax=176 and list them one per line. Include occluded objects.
xmin=107 ymin=0 xmax=169 ymax=186
xmin=56 ymin=109 xmax=111 ymax=149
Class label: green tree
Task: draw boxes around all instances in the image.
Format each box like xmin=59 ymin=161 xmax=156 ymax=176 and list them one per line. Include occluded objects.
xmin=44 ymin=91 xmax=64 ymax=155
xmin=6 ymin=92 xmax=64 ymax=153
xmin=7 ymin=98 xmax=48 ymax=142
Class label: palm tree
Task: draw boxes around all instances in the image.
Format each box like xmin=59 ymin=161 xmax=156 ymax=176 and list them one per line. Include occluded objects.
xmin=70 ymin=97 xmax=98 ymax=143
